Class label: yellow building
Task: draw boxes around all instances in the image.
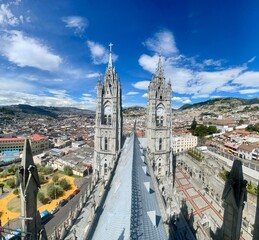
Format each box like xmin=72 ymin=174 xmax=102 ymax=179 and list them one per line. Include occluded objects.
xmin=0 ymin=134 xmax=49 ymax=155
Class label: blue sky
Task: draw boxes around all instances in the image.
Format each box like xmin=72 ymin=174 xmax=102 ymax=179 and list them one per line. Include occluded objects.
xmin=0 ymin=0 xmax=258 ymax=109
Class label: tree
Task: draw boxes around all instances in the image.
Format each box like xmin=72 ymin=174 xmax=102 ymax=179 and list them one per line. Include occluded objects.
xmin=43 ymin=166 xmax=53 ymax=175
xmin=63 ymin=166 xmax=73 ymax=176
xmin=13 ymin=188 xmax=19 ymax=195
xmin=47 ymin=183 xmax=56 ymax=199
xmin=6 ymin=178 xmax=15 ymax=189
xmin=191 ymin=118 xmax=197 ymax=131
xmin=207 ymin=126 xmax=217 ymax=135
xmin=47 ymin=183 xmax=64 ymax=199
xmin=238 ymin=119 xmax=244 ymax=125
xmin=39 ymin=174 xmax=45 ymax=184
xmin=56 ymin=187 xmax=64 ymax=197
xmin=38 ymin=192 xmax=45 ymax=204
xmin=52 ymin=175 xmax=59 ymax=183
xmin=59 ymin=179 xmax=70 ymax=191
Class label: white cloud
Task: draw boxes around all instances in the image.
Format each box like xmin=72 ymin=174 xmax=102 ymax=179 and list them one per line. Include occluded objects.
xmin=138 ymin=30 xmax=259 ymax=99
xmin=62 ymin=16 xmax=88 ymax=35
xmin=0 ymin=3 xmax=19 ymax=26
xmin=216 ymin=85 xmax=238 ymax=92
xmin=248 ymin=56 xmax=256 ymax=63
xmin=47 ymin=89 xmax=68 ymax=98
xmin=0 ymin=31 xmax=62 ymax=71
xmin=138 ymin=54 xmax=161 ymax=73
xmin=87 ymin=40 xmax=118 ymax=65
xmin=144 ymin=30 xmax=178 ymax=56
xmin=126 ymin=91 xmax=139 ymax=95
xmin=233 ymin=71 xmax=259 ymax=87
xmin=172 ymin=97 xmax=191 ymax=104
xmin=239 ymin=89 xmax=259 ymax=94
xmin=132 ymin=81 xmax=150 ymax=90
xmin=0 ymin=90 xmax=96 ymax=110
xmin=85 ymin=72 xmax=99 ymax=78
xmin=142 ymin=93 xmax=148 ymax=98
xmin=210 ymin=95 xmax=225 ymax=99
xmin=0 ymin=76 xmax=36 ymax=92
xmin=203 ymin=59 xmax=222 ymax=67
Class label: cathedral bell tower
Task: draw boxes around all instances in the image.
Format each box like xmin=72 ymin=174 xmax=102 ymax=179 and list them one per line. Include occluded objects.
xmin=93 ymin=43 xmax=122 ymax=180
xmin=146 ymin=56 xmax=172 ymax=177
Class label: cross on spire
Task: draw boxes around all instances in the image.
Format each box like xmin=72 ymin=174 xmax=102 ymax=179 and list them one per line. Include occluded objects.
xmin=109 ymin=42 xmax=113 ymax=53
xmin=108 ymin=42 xmax=113 ymax=67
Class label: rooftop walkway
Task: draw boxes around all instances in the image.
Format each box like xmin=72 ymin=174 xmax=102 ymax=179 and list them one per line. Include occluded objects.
xmin=91 ymin=132 xmax=167 ymax=239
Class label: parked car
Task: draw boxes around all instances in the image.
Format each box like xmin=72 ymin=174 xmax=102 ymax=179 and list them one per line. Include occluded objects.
xmin=40 ymin=210 xmax=52 ymax=224
xmin=50 ymin=206 xmax=60 ymax=215
xmin=73 ymin=189 xmax=80 ymax=195
xmin=4 ymin=228 xmax=21 ymax=240
xmin=59 ymin=199 xmax=68 ymax=207
xmin=67 ymin=194 xmax=74 ymax=200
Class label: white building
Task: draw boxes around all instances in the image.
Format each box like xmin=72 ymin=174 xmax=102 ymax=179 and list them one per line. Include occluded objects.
xmin=172 ymin=134 xmax=198 ymax=153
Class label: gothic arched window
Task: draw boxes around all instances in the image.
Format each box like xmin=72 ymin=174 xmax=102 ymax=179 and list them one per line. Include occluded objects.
xmin=103 ymin=105 xmax=112 ymax=125
xmin=159 ymin=138 xmax=162 ymax=150
xmin=156 ymin=107 xmax=164 ymax=127
xmin=104 ymin=137 xmax=108 ymax=150
xmin=104 ymin=162 xmax=108 ymax=175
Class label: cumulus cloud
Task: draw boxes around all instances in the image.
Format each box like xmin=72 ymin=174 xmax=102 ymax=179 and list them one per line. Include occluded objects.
xmin=239 ymin=89 xmax=259 ymax=94
xmin=138 ymin=29 xmax=259 ymax=99
xmin=172 ymin=97 xmax=191 ymax=104
xmin=138 ymin=54 xmax=162 ymax=73
xmin=0 ymin=3 xmax=19 ymax=26
xmin=233 ymin=71 xmax=259 ymax=87
xmin=210 ymin=95 xmax=225 ymax=99
xmin=144 ymin=30 xmax=178 ymax=56
xmin=202 ymin=59 xmax=222 ymax=67
xmin=142 ymin=93 xmax=148 ymax=98
xmin=0 ymin=89 xmax=96 ymax=110
xmin=62 ymin=16 xmax=88 ymax=35
xmin=85 ymin=72 xmax=100 ymax=78
xmin=132 ymin=81 xmax=150 ymax=90
xmin=87 ymin=40 xmax=118 ymax=65
xmin=0 ymin=31 xmax=62 ymax=71
xmin=126 ymin=91 xmax=139 ymax=95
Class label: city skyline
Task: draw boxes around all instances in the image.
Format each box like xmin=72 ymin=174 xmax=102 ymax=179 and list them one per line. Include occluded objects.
xmin=0 ymin=0 xmax=259 ymax=110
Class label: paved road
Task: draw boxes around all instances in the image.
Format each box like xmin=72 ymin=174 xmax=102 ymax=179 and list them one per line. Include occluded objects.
xmin=45 ymin=176 xmax=92 ymax=236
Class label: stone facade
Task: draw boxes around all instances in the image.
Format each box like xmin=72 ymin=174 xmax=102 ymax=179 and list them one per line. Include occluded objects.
xmin=146 ymin=56 xmax=172 ymax=177
xmin=93 ymin=44 xmax=122 ymax=180
xmin=18 ymin=139 xmax=47 ymax=239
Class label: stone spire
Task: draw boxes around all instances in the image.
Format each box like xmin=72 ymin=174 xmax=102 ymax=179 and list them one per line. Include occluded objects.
xmin=155 ymin=54 xmax=164 ymax=78
xmin=108 ymin=42 xmax=113 ymax=68
xmin=18 ymin=139 xmax=47 ymax=240
xmin=221 ymin=160 xmax=247 ymax=240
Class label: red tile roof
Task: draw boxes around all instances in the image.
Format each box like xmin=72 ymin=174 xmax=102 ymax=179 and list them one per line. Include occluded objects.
xmin=30 ymin=134 xmax=46 ymax=141
xmin=0 ymin=138 xmax=25 ymax=141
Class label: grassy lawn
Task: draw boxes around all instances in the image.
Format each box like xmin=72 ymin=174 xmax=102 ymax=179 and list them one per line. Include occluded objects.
xmin=7 ymin=197 xmax=20 ymax=212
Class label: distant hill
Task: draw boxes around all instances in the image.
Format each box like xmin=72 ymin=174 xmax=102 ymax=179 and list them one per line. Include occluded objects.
xmin=179 ymin=97 xmax=259 ymax=110
xmin=0 ymin=104 xmax=95 ymax=118
xmin=123 ymin=106 xmax=146 ymax=117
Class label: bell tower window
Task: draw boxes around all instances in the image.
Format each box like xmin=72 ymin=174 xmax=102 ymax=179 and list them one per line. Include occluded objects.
xmin=104 ymin=137 xmax=108 ymax=150
xmin=103 ymin=105 xmax=112 ymax=125
xmin=159 ymin=138 xmax=162 ymax=150
xmin=156 ymin=107 xmax=164 ymax=127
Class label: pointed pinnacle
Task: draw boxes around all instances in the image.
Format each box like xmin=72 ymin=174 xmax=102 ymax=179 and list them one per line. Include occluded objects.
xmin=21 ymin=139 xmax=34 ymax=170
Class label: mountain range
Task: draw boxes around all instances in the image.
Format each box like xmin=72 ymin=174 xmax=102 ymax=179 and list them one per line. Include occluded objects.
xmin=0 ymin=97 xmax=258 ymax=118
